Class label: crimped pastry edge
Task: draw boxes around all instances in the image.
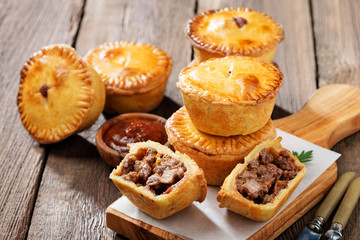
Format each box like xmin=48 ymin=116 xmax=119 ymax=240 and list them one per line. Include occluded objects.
xmin=186 ymin=7 xmax=284 ymax=57
xmin=165 ymin=107 xmax=277 ymax=185
xmin=165 ymin=106 xmax=276 ymax=155
xmin=84 ymin=41 xmax=172 ymax=95
xmin=177 ymin=56 xmax=283 ymax=105
xmin=17 ymin=44 xmax=96 ymax=144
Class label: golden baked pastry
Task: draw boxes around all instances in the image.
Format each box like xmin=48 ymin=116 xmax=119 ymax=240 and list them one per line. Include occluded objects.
xmin=177 ymin=56 xmax=283 ymax=136
xmin=84 ymin=42 xmax=172 ymax=114
xmin=186 ymin=7 xmax=284 ymax=63
xmin=110 ymin=141 xmax=207 ymax=219
xmin=165 ymin=107 xmax=276 ymax=186
xmin=217 ymin=138 xmax=306 ymax=221
xmin=17 ymin=44 xmax=106 ymax=144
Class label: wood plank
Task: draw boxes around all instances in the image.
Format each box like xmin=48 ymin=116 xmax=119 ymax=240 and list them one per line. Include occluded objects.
xmin=196 ymin=0 xmax=317 ymax=115
xmin=27 ymin=136 xmax=120 ymax=239
xmin=106 ymin=208 xmax=182 ymax=240
xmin=0 ymin=0 xmax=84 ymax=239
xmin=27 ymin=0 xmax=195 ymax=239
xmin=310 ymin=1 xmax=360 ymax=239
xmin=312 ymin=0 xmax=360 ymax=88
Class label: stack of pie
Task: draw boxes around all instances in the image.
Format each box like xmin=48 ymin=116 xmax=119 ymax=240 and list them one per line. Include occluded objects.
xmin=109 ymin=7 xmax=306 ymax=222
xmin=166 ymin=56 xmax=283 ymax=186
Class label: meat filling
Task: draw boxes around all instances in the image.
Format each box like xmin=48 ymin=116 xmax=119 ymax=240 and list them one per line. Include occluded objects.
xmin=121 ymin=148 xmax=187 ymax=195
xmin=236 ymin=148 xmax=300 ymax=204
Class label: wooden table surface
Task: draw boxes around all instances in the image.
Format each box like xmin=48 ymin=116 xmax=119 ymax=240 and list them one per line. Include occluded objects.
xmin=1 ymin=0 xmax=359 ymax=239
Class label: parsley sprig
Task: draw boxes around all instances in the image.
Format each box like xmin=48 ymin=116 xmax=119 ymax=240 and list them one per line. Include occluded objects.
xmin=292 ymin=150 xmax=313 ymax=163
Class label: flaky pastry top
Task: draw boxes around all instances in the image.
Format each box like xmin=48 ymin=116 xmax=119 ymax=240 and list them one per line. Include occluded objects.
xmin=178 ymin=56 xmax=283 ymax=104
xmin=187 ymin=7 xmax=284 ymax=57
xmin=85 ymin=42 xmax=172 ymax=94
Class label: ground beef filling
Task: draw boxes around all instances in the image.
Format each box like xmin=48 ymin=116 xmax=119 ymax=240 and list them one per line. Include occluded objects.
xmin=236 ymin=148 xmax=300 ymax=204
xmin=120 ymin=148 xmax=187 ymax=195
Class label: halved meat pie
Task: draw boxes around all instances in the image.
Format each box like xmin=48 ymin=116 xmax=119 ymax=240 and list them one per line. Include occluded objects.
xmin=217 ymin=138 xmax=306 ymax=221
xmin=110 ymin=141 xmax=207 ymax=219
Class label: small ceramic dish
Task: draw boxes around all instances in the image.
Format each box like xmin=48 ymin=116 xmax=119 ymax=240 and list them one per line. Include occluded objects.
xmin=96 ymin=113 xmax=169 ymax=167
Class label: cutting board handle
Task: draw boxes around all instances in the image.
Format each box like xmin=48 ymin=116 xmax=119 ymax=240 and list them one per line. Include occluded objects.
xmin=274 ymin=84 xmax=360 ymax=149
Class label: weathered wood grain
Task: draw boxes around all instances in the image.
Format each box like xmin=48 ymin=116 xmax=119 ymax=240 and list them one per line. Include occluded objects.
xmin=0 ymin=0 xmax=84 ymax=239
xmin=1 ymin=0 xmax=359 ymax=239
xmin=106 ymin=208 xmax=182 ymax=240
xmin=197 ymin=0 xmax=317 ymax=115
xmin=27 ymin=0 xmax=195 ymax=239
xmin=27 ymin=136 xmax=120 ymax=239
xmin=312 ymin=0 xmax=360 ymax=88
xmin=310 ymin=1 xmax=360 ymax=239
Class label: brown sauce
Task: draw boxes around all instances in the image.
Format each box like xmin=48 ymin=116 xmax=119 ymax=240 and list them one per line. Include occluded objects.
xmin=104 ymin=119 xmax=167 ymax=155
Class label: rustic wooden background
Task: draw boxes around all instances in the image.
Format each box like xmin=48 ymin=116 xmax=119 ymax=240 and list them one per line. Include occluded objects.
xmin=1 ymin=0 xmax=359 ymax=239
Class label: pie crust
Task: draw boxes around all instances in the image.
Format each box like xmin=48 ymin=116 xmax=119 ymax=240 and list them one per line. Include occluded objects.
xmin=186 ymin=7 xmax=284 ymax=63
xmin=17 ymin=44 xmax=106 ymax=144
xmin=178 ymin=56 xmax=283 ymax=136
xmin=85 ymin=42 xmax=172 ymax=114
xmin=110 ymin=141 xmax=207 ymax=219
xmin=217 ymin=138 xmax=306 ymax=221
xmin=165 ymin=107 xmax=276 ymax=186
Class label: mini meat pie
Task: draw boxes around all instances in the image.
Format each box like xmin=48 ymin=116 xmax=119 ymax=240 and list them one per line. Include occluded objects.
xmin=110 ymin=141 xmax=207 ymax=219
xmin=85 ymin=41 xmax=172 ymax=114
xmin=177 ymin=56 xmax=283 ymax=136
xmin=217 ymin=138 xmax=306 ymax=221
xmin=17 ymin=44 xmax=106 ymax=143
xmin=186 ymin=7 xmax=284 ymax=63
xmin=165 ymin=107 xmax=276 ymax=186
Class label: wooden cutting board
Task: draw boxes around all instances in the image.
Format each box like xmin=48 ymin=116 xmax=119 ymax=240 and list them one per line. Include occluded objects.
xmin=106 ymin=84 xmax=360 ymax=240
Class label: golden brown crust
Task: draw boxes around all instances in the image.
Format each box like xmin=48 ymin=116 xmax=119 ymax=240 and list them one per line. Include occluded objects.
xmin=17 ymin=44 xmax=105 ymax=143
xmin=84 ymin=41 xmax=171 ymax=114
xmin=178 ymin=56 xmax=283 ymax=104
xmin=84 ymin=41 xmax=172 ymax=95
xmin=165 ymin=107 xmax=276 ymax=185
xmin=186 ymin=7 xmax=284 ymax=58
xmin=110 ymin=141 xmax=207 ymax=219
xmin=103 ymin=82 xmax=167 ymax=114
xmin=217 ymin=138 xmax=306 ymax=221
xmin=177 ymin=56 xmax=282 ymax=136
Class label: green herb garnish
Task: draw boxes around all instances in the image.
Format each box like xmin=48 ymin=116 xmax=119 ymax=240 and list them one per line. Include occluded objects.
xmin=292 ymin=150 xmax=313 ymax=163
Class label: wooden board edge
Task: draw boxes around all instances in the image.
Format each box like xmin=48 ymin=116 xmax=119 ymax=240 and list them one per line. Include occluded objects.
xmin=106 ymin=206 xmax=183 ymax=240
xmin=106 ymin=162 xmax=337 ymax=240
